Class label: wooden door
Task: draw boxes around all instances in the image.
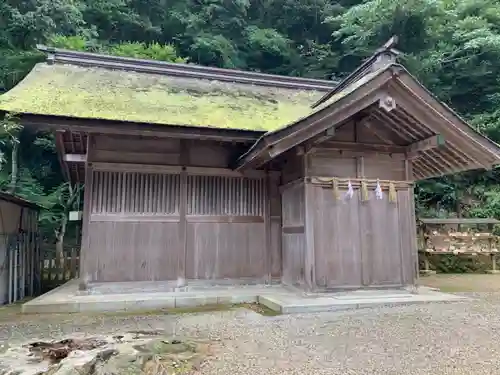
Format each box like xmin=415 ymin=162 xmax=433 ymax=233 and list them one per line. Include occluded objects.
xmin=311 ymin=184 xmax=415 ymax=289
xmin=359 ymin=191 xmax=403 ymax=287
xmin=312 ymin=187 xmax=364 ymax=289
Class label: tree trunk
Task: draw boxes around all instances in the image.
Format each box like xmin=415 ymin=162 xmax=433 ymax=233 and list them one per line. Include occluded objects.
xmin=9 ymin=141 xmax=18 ymax=193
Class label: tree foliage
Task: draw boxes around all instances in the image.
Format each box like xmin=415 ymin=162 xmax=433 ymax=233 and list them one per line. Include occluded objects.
xmin=2 ymin=0 xmax=500 ymax=243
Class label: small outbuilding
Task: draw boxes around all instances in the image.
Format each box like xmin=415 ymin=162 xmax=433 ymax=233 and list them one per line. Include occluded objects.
xmin=0 ymin=191 xmax=41 ymax=304
xmin=1 ymin=38 xmax=499 ymax=293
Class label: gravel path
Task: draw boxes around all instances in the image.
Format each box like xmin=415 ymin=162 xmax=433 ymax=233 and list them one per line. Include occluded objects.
xmin=2 ymin=290 xmax=500 ymax=374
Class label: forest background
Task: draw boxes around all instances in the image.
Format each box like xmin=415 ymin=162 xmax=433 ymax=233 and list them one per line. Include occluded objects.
xmin=1 ymin=0 xmax=500 ymax=247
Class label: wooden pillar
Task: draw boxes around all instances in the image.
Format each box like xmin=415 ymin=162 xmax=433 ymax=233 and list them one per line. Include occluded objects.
xmin=264 ymin=170 xmax=271 ymax=284
xmin=8 ymin=241 xmax=13 ymax=303
xmin=304 ymin=183 xmax=316 ymax=291
xmin=178 ymin=140 xmax=188 ymax=285
xmin=355 ymin=121 xmax=364 ymax=178
xmin=79 ymin=134 xmax=94 ymax=286
xmin=302 ymin=153 xmax=316 ymax=291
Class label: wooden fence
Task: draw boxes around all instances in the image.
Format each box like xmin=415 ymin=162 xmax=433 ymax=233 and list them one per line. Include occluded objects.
xmin=41 ymin=246 xmax=80 ymax=290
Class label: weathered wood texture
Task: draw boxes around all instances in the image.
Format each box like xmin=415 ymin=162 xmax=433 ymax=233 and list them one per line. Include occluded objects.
xmin=281 ymin=151 xmax=305 ymax=184
xmin=307 ymin=150 xmax=406 ymax=180
xmin=295 ymin=118 xmax=418 ymax=290
xmin=305 ymin=119 xmax=411 ymax=180
xmin=83 ymin=138 xmax=279 ymax=283
xmin=185 ymin=175 xmax=267 ymax=280
xmin=307 ymin=181 xmax=417 ymax=289
xmin=91 ymin=135 xmax=239 ymax=168
xmin=269 ymin=174 xmax=282 ymax=278
xmin=0 ymin=201 xmax=40 ymax=304
xmin=281 ymin=181 xmax=306 ymax=286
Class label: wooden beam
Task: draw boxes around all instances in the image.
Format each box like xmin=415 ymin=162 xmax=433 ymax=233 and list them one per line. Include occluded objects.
xmin=406 ymin=134 xmax=445 ymax=154
xmin=91 ymin=162 xmax=270 ymax=178
xmin=315 ymin=141 xmax=406 ymax=154
xmin=21 ymin=114 xmax=260 ymax=143
xmin=306 ymin=126 xmax=336 ymax=149
xmin=360 ymin=116 xmax=394 ymax=144
xmin=391 ymin=83 xmax=493 ymax=168
xmin=55 ymin=131 xmax=71 ymax=182
xmin=64 ymin=153 xmax=87 ymax=163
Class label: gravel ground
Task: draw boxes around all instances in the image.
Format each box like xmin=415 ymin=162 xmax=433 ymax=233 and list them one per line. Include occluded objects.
xmin=2 ymin=278 xmax=500 ymax=374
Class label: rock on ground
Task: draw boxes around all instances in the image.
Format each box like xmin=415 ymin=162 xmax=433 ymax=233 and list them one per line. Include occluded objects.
xmin=0 ymin=331 xmax=211 ymax=375
xmin=3 ymin=287 xmax=500 ymax=374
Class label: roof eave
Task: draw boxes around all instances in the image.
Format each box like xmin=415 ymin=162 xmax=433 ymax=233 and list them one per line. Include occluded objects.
xmin=0 ymin=191 xmax=43 ymax=210
xmin=19 ymin=113 xmax=265 ymax=143
xmin=392 ymin=73 xmax=500 ymax=170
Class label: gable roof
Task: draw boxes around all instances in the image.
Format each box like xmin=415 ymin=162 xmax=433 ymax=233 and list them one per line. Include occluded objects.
xmin=312 ymin=35 xmax=401 ymax=109
xmin=2 ymin=41 xmax=500 ymax=181
xmin=235 ymin=62 xmax=500 ymax=179
xmin=0 ymin=46 xmax=336 ymax=132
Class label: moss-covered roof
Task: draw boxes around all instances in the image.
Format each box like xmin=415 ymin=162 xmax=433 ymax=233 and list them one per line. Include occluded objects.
xmin=0 ymin=63 xmax=326 ymax=131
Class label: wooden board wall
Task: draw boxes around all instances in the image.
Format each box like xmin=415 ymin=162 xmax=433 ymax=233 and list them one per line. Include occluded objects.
xmin=281 ymin=181 xmax=305 ymax=286
xmin=307 ymin=183 xmax=417 ymax=289
xmin=298 ymin=119 xmax=417 ymax=290
xmin=306 ymin=119 xmax=410 ymax=181
xmin=307 ymin=150 xmax=406 ymax=180
xmin=83 ymin=135 xmax=281 ymax=283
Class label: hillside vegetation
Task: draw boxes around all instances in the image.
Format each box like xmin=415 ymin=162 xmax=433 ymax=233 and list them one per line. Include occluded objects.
xmin=1 ymin=0 xmax=500 ymax=243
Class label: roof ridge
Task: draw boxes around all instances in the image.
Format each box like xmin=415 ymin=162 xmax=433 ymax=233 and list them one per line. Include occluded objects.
xmin=37 ymin=45 xmax=338 ymax=92
xmin=312 ymin=36 xmax=400 ymax=108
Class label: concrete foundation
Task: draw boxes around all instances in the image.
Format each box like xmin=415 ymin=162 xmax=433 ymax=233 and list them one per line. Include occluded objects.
xmin=22 ymin=279 xmax=467 ymax=315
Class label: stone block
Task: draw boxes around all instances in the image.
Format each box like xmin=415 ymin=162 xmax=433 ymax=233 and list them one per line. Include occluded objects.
xmin=22 ymin=302 xmax=79 ymax=314
xmin=78 ymin=301 xmax=128 ymax=313
xmin=257 ymin=296 xmax=282 ymax=313
xmin=174 ymin=296 xmax=218 ymax=308
xmin=125 ymin=297 xmax=176 ymax=311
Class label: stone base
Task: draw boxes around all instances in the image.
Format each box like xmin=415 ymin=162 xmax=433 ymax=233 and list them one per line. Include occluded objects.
xmin=22 ymin=279 xmax=466 ymax=315
xmin=419 ymin=270 xmax=437 ymax=276
xmin=485 ymin=269 xmax=500 ymax=274
xmin=258 ymin=288 xmax=466 ymax=314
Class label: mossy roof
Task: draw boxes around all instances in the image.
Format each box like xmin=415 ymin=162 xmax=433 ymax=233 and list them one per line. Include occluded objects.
xmin=0 ymin=63 xmax=327 ymax=132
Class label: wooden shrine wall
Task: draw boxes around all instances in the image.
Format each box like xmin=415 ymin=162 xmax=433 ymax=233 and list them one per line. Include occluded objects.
xmin=306 ymin=180 xmax=418 ymax=288
xmin=307 ymin=149 xmax=407 ymax=181
xmin=297 ymin=122 xmax=418 ymax=289
xmin=82 ymin=135 xmax=281 ymax=283
xmin=281 ymin=180 xmax=306 ymax=286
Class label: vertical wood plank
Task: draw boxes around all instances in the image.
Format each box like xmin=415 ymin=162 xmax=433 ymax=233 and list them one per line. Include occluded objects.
xmin=304 ymin=183 xmax=316 ymax=291
xmin=408 ymin=186 xmax=419 ymax=285
xmin=81 ymin=134 xmax=94 ymax=282
xmin=281 ymin=182 xmax=306 ymax=287
xmin=13 ymin=246 xmax=17 ymax=302
xmin=264 ymin=171 xmax=272 ymax=283
xmin=313 ymin=188 xmax=363 ymax=288
xmin=178 ymin=140 xmax=188 ymax=282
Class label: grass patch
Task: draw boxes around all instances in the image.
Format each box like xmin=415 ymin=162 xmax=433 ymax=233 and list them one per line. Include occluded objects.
xmin=240 ymin=303 xmax=281 ymax=316
xmin=0 ymin=301 xmax=280 ymax=324
xmin=95 ymin=302 xmax=281 ymax=318
xmin=419 ymin=274 xmax=500 ymax=293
